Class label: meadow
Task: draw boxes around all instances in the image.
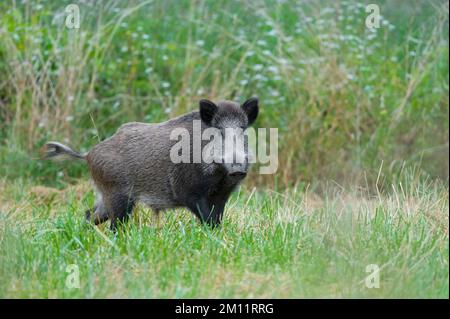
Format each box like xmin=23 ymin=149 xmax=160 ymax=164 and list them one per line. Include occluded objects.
xmin=0 ymin=174 xmax=448 ymax=298
xmin=0 ymin=0 xmax=448 ymax=298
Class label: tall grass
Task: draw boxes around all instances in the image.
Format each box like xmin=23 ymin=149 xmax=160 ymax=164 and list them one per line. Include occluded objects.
xmin=0 ymin=0 xmax=448 ymax=187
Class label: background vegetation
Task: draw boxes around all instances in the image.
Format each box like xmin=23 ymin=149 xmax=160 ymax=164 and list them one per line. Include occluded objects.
xmin=0 ymin=0 xmax=448 ymax=188
xmin=0 ymin=0 xmax=448 ymax=298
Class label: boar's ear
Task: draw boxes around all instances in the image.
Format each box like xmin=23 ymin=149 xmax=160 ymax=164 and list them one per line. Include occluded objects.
xmin=199 ymin=99 xmax=218 ymax=126
xmin=242 ymin=97 xmax=259 ymax=125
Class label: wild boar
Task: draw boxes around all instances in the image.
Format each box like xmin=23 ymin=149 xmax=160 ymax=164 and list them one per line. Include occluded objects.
xmin=43 ymin=98 xmax=259 ymax=231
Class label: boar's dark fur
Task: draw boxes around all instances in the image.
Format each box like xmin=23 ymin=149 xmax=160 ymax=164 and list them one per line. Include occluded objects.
xmin=43 ymin=98 xmax=259 ymax=231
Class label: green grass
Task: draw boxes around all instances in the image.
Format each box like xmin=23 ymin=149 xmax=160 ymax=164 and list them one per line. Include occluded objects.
xmin=0 ymin=176 xmax=447 ymax=298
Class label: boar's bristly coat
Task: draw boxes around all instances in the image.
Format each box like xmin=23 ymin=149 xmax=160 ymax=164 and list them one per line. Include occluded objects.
xmin=43 ymin=98 xmax=259 ymax=231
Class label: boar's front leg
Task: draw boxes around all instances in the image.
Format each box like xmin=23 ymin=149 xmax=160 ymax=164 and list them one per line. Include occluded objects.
xmin=186 ymin=196 xmax=220 ymax=228
xmin=209 ymin=199 xmax=226 ymax=226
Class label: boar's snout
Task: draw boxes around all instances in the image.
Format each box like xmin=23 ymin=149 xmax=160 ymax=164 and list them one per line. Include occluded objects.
xmin=227 ymin=163 xmax=248 ymax=178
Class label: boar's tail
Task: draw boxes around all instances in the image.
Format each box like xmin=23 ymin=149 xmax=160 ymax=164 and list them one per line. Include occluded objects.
xmin=42 ymin=141 xmax=86 ymax=161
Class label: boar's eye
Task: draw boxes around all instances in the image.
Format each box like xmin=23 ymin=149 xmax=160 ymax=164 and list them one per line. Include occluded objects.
xmin=199 ymin=99 xmax=218 ymax=126
xmin=242 ymin=97 xmax=259 ymax=125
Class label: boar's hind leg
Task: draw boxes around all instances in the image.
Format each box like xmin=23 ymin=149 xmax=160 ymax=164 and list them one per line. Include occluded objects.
xmin=106 ymin=193 xmax=136 ymax=232
xmin=85 ymin=196 xmax=109 ymax=225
